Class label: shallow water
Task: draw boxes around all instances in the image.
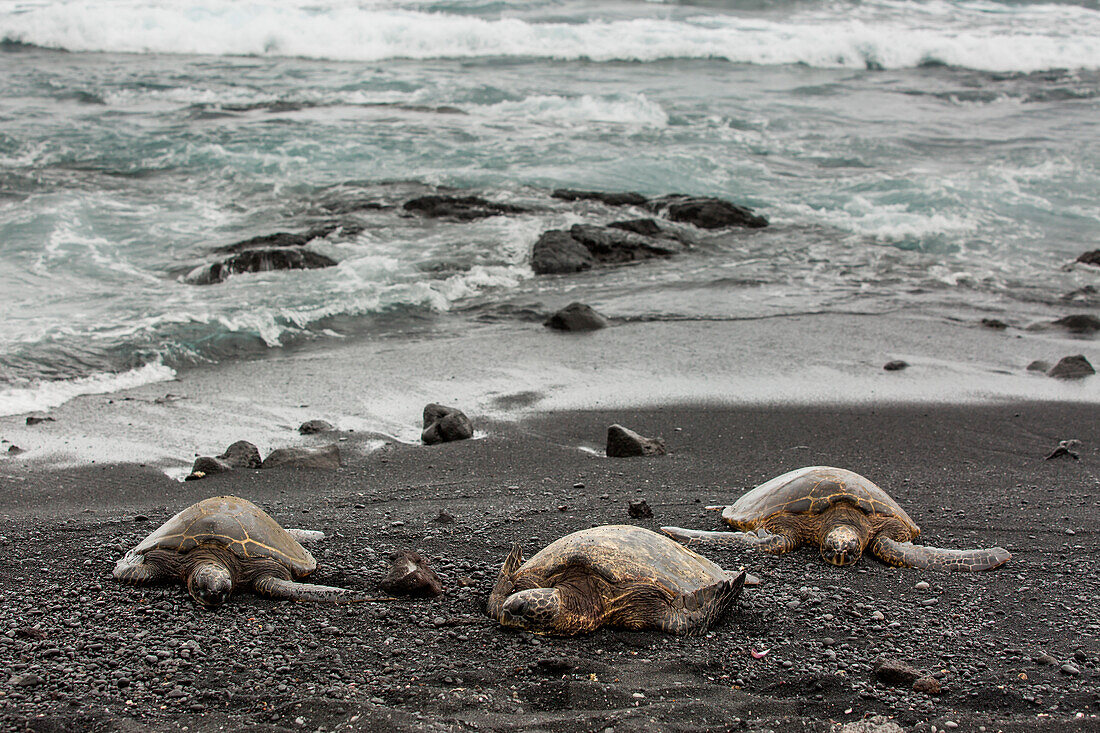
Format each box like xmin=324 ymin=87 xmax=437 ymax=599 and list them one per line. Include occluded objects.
xmin=2 ymin=0 xmax=1099 ymax=414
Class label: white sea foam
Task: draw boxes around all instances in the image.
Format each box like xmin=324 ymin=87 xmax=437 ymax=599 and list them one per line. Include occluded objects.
xmin=478 ymin=94 xmax=669 ymax=127
xmin=0 ymin=361 xmax=176 ymax=416
xmin=1 ymin=0 xmax=1098 ymax=72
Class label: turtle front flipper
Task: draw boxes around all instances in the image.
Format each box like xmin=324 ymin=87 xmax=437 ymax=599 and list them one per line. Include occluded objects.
xmin=113 ymin=550 xmax=171 ymax=585
xmin=487 ymin=543 xmax=523 ymax=620
xmin=252 ymin=575 xmax=386 ymax=602
xmin=661 ymin=526 xmax=799 ymax=555
xmin=658 ymin=570 xmax=747 ymax=635
xmin=870 ymin=537 xmax=1011 ymax=571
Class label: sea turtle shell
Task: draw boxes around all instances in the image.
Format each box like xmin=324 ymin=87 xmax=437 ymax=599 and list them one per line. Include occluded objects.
xmin=130 ymin=495 xmax=316 ymax=576
xmin=516 ymin=524 xmax=728 ymax=594
xmin=722 ymin=466 xmax=919 ymax=535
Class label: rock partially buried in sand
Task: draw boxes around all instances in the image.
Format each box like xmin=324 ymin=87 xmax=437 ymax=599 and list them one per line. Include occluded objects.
xmin=25 ymin=416 xmax=55 ymax=425
xmin=422 ymin=404 xmax=474 ymax=445
xmin=912 ymin=676 xmax=942 ymax=695
xmin=628 ymin=499 xmax=654 ymax=518
xmin=883 ymin=360 xmax=908 ymax=371
xmin=261 ymin=444 xmax=341 ymax=470
xmin=187 ymin=440 xmax=262 ymax=479
xmin=981 ymin=318 xmax=1008 ymax=330
xmin=1027 ymin=360 xmax=1052 ymax=373
xmin=649 ymin=195 xmax=768 ymax=229
xmin=544 ymin=302 xmax=609 ymax=332
xmin=1048 ymin=354 xmax=1095 ymax=379
xmin=378 ymin=550 xmax=443 ymax=597
xmin=874 ymin=657 xmax=922 ymax=687
xmin=298 ymin=419 xmax=335 ymax=435
xmin=606 ymin=425 xmax=667 ymax=458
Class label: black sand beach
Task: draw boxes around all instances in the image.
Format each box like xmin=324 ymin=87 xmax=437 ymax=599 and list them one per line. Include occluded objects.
xmin=1 ymin=402 xmax=1097 ymax=732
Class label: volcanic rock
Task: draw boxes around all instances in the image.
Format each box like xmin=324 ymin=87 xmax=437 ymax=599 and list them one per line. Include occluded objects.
xmin=379 ymin=550 xmax=443 ymax=597
xmin=606 ymin=424 xmax=666 ymax=458
xmin=298 ymin=419 xmax=335 ymax=435
xmin=1075 ymin=249 xmax=1100 ymax=266
xmin=220 ymin=440 xmax=262 ymax=468
xmin=838 ymin=715 xmax=904 ymax=733
xmin=1027 ymin=360 xmax=1052 ymax=373
xmin=190 ymin=456 xmax=233 ymax=476
xmin=544 ymin=302 xmax=609 ymax=332
xmin=1052 ymin=314 xmax=1100 ymax=333
xmin=650 ymin=195 xmax=768 ymax=229
xmin=628 ymin=499 xmax=653 ymax=518
xmin=25 ymin=416 xmax=55 ymax=425
xmin=213 ymin=224 xmax=339 ymax=254
xmin=883 ymin=360 xmax=908 ymax=371
xmin=530 ymin=230 xmax=596 ymax=275
xmin=531 ymin=224 xmax=683 ymax=275
xmin=980 ymin=318 xmax=1008 ymax=330
xmin=402 ymin=195 xmax=528 ymax=221
xmin=187 ymin=249 xmax=337 ymax=285
xmin=1048 ymin=354 xmax=1095 ymax=379
xmin=551 ymin=189 xmax=648 ymax=207
xmin=422 ymin=404 xmax=474 ymax=445
xmin=261 ymin=444 xmax=341 ymax=470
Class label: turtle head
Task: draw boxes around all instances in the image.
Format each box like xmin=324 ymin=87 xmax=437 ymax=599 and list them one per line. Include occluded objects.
xmin=821 ymin=525 xmax=863 ymax=566
xmin=500 ymin=588 xmax=563 ymax=632
xmin=187 ymin=561 xmax=234 ymax=608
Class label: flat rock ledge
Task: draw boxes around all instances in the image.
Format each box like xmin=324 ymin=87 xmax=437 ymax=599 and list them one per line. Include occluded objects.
xmin=261 ymin=444 xmax=341 ymax=470
xmin=606 ymin=424 xmax=666 ymax=458
xmin=422 ymin=404 xmax=474 ymax=445
xmin=544 ymin=302 xmax=609 ymax=331
xmin=402 ymin=195 xmax=528 ymax=221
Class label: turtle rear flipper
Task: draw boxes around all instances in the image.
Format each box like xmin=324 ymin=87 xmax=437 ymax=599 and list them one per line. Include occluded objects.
xmin=486 ymin=543 xmax=524 ymax=619
xmin=253 ymin=575 xmax=386 ymax=602
xmin=870 ymin=537 xmax=1011 ymax=571
xmin=659 ymin=570 xmax=747 ymax=635
xmin=661 ymin=526 xmax=799 ymax=555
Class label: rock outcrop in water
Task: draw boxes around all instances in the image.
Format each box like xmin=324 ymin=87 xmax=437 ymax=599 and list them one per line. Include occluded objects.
xmin=551 ymin=189 xmax=649 ymax=207
xmin=403 ymin=195 xmax=528 ymax=221
xmin=185 ymin=226 xmax=340 ymax=285
xmin=531 ymin=224 xmax=685 ymax=275
xmin=649 ymin=194 xmax=769 ymax=229
xmin=1075 ymin=250 xmax=1100 ymax=266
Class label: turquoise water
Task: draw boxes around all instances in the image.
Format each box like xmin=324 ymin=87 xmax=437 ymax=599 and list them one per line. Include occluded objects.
xmin=1 ymin=0 xmax=1099 ymax=413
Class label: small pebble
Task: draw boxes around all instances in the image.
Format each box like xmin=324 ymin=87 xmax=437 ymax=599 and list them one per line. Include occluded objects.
xmin=914 ymin=581 xmax=930 ymax=590
xmin=1060 ymin=664 xmax=1080 ymax=676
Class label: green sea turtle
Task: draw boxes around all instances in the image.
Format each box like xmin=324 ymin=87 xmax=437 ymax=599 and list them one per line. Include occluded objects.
xmin=487 ymin=524 xmax=746 ymax=635
xmin=662 ymin=466 xmax=1011 ymax=571
xmin=114 ymin=495 xmax=373 ymax=607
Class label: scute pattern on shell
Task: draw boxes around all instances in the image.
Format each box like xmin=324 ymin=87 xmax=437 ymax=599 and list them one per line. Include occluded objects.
xmin=516 ymin=524 xmax=728 ymax=596
xmin=132 ymin=496 xmax=316 ymax=576
xmin=723 ymin=466 xmax=920 ymax=536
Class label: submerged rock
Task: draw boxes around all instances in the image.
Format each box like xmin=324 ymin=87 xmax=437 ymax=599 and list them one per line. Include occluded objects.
xmin=544 ymin=302 xmax=609 ymax=332
xmin=531 ymin=224 xmax=684 ymax=275
xmin=261 ymin=444 xmax=341 ymax=470
xmin=213 ymin=224 xmax=339 ymax=254
xmin=1048 ymin=354 xmax=1095 ymax=379
xmin=650 ymin=195 xmax=768 ymax=229
xmin=379 ymin=550 xmax=443 ymax=597
xmin=606 ymin=424 xmax=666 ymax=458
xmin=551 ymin=189 xmax=648 ymax=207
xmin=422 ymin=404 xmax=474 ymax=445
xmin=402 ymin=195 xmax=528 ymax=221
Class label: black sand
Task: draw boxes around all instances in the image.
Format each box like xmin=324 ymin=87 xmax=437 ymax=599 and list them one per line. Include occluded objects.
xmin=1 ymin=402 xmax=1098 ymax=732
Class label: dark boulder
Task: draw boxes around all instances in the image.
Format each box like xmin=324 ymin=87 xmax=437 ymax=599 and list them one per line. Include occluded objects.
xmin=1048 ymin=354 xmax=1095 ymax=379
xmin=402 ymin=195 xmax=528 ymax=221
xmin=187 ymin=456 xmax=233 ymax=479
xmin=609 ymin=218 xmax=674 ymax=239
xmin=186 ymin=440 xmax=262 ymax=479
xmin=25 ymin=416 xmax=55 ymax=425
xmin=1027 ymin=360 xmax=1052 ymax=373
xmin=1076 ymin=250 xmax=1100 ymax=266
xmin=422 ymin=404 xmax=474 ymax=445
xmin=299 ymin=419 xmax=335 ymax=435
xmin=378 ymin=550 xmax=443 ymax=597
xmin=530 ymin=224 xmax=683 ymax=275
xmin=187 ymin=248 xmax=337 ymax=285
xmin=912 ymin=676 xmax=942 ymax=694
xmin=650 ymin=195 xmax=768 ymax=229
xmin=551 ymin=189 xmax=648 ymax=207
xmin=544 ymin=303 xmax=609 ymax=332
xmin=261 ymin=444 xmax=341 ymax=470
xmin=628 ymin=499 xmax=654 ymax=518
xmin=980 ymin=318 xmax=1008 ymax=330
xmin=1052 ymin=314 xmax=1100 ymax=333
xmin=213 ymin=224 xmax=339 ymax=254
xmin=606 ymin=424 xmax=666 ymax=458
xmin=883 ymin=360 xmax=908 ymax=371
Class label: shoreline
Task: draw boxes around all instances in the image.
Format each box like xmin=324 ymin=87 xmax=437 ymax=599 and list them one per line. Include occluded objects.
xmin=0 ymin=401 xmax=1097 ymax=731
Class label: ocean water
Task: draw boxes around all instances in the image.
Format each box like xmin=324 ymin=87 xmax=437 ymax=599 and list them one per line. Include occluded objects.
xmin=2 ymin=0 xmax=1099 ymax=415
